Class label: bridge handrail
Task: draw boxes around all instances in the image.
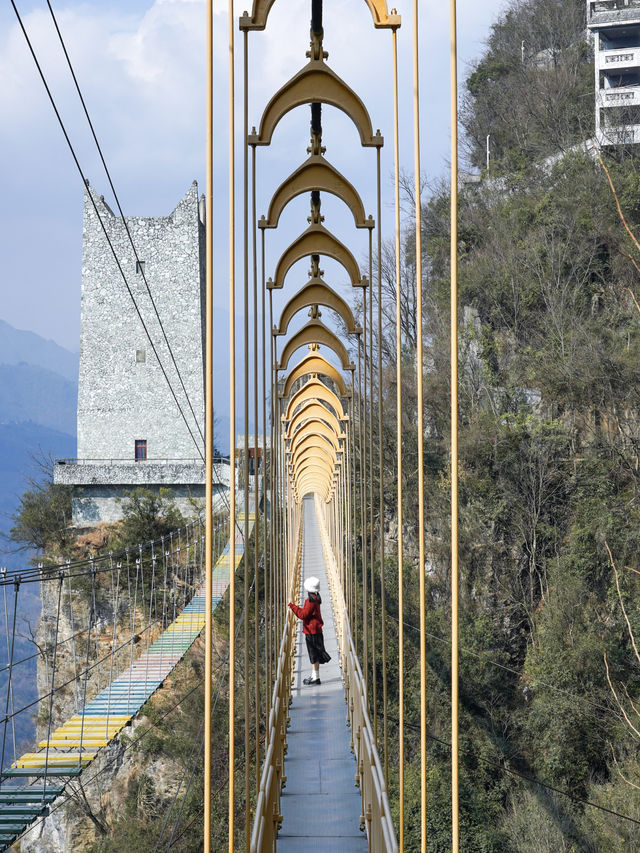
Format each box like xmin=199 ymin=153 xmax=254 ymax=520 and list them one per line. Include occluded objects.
xmin=316 ymin=496 xmax=398 ymax=853
xmin=250 ymin=508 xmax=302 ymax=853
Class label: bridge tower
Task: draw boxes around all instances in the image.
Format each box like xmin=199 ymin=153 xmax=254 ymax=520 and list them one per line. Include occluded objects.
xmin=54 ymin=182 xmax=223 ymax=526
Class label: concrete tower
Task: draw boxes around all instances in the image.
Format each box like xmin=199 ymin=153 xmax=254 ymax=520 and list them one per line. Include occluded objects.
xmin=55 ymin=182 xmax=227 ymax=525
xmin=588 ymin=0 xmax=640 ymax=145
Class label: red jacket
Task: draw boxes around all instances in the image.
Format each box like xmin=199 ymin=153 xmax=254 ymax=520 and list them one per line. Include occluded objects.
xmin=288 ymin=593 xmax=324 ymax=635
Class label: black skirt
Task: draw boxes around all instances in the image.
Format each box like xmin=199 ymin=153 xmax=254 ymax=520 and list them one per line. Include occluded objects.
xmin=305 ymin=632 xmax=331 ymax=665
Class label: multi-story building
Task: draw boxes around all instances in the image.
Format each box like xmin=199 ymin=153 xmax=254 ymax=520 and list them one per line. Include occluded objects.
xmin=54 ymin=182 xmax=230 ymax=526
xmin=588 ymin=0 xmax=640 ymax=145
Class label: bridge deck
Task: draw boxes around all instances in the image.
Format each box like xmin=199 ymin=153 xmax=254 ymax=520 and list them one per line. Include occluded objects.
xmin=278 ymin=498 xmax=367 ymax=851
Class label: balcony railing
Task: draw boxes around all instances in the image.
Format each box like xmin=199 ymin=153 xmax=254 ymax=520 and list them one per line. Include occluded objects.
xmin=589 ymin=1 xmax=640 ymax=25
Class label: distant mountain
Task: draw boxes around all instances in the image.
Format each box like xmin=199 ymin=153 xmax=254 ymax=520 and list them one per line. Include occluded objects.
xmin=0 ymin=319 xmax=77 ymax=569
xmin=0 ymin=321 xmax=78 ymax=756
xmin=0 ymin=318 xmax=78 ymax=382
xmin=0 ymin=421 xmax=76 ymax=570
xmin=0 ymin=363 xmax=77 ymax=435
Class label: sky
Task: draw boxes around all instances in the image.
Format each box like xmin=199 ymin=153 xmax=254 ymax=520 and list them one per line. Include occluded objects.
xmin=0 ymin=0 xmax=507 ymax=358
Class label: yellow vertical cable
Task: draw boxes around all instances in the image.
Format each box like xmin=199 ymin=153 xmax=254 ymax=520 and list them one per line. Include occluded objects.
xmin=204 ymin=0 xmax=213 ymax=848
xmin=368 ymin=229 xmax=377 ymax=742
xmin=251 ymin=143 xmax=261 ymax=797
xmin=376 ymin=145 xmax=389 ymax=784
xmin=269 ymin=289 xmax=275 ymax=681
xmin=450 ymin=0 xmax=460 ymax=849
xmin=227 ymin=0 xmax=236 ymax=848
xmin=358 ymin=334 xmax=368 ymax=686
xmin=261 ymin=223 xmax=270 ymax=723
xmin=392 ymin=23 xmax=404 ymax=852
xmin=242 ymin=29 xmax=250 ymax=851
xmin=412 ymin=0 xmax=426 ymax=848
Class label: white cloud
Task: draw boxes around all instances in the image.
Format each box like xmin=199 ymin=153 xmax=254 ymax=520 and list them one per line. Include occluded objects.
xmin=0 ymin=0 xmax=505 ymax=347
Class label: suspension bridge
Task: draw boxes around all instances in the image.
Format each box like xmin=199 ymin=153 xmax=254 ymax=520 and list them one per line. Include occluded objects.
xmin=3 ymin=0 xmax=456 ymax=850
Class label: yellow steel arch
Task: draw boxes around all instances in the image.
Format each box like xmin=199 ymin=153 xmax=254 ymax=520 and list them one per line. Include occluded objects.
xmin=282 ymin=352 xmax=349 ymax=398
xmin=286 ymin=416 xmax=343 ymax=454
xmin=275 ymin=279 xmax=360 ymax=338
xmin=278 ymin=319 xmax=355 ymax=373
xmin=364 ymin=0 xmax=402 ymax=28
xmin=261 ymin=154 xmax=372 ymax=230
xmin=286 ymin=400 xmax=345 ymax=441
xmin=289 ymin=435 xmax=338 ymax=471
xmin=290 ymin=438 xmax=339 ymax=474
xmin=268 ymin=222 xmax=364 ymax=291
xmin=238 ymin=0 xmax=275 ymax=30
xmin=291 ymin=454 xmax=336 ymax=482
xmin=248 ymin=58 xmax=382 ymax=148
xmin=289 ymin=447 xmax=338 ymax=476
xmin=292 ymin=459 xmax=337 ymax=487
xmin=284 ymin=377 xmax=346 ymax=422
xmin=240 ymin=0 xmax=400 ymax=31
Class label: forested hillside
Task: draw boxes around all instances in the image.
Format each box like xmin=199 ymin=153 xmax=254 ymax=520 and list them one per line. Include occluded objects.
xmin=377 ymin=0 xmax=640 ymax=849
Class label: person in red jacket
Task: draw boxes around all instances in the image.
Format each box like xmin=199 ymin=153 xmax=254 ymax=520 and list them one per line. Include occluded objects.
xmin=288 ymin=575 xmax=331 ymax=685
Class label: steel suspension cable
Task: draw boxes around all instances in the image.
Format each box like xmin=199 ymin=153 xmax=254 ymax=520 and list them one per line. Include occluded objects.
xmin=204 ymin=0 xmax=215 ymax=802
xmin=368 ymin=229 xmax=377 ymax=743
xmin=358 ymin=335 xmax=368 ymax=686
xmin=391 ymin=22 xmax=405 ymax=850
xmin=412 ymin=0 xmax=427 ymax=848
xmin=376 ymin=144 xmax=389 ymax=784
xmin=0 ymin=579 xmax=19 ymax=784
xmin=1 ymin=572 xmax=16 ymax=764
xmin=450 ymin=1 xmax=460 ymax=849
xmin=251 ymin=141 xmax=261 ymax=799
xmin=227 ymin=0 xmax=237 ymax=845
xmin=242 ymin=25 xmax=251 ymax=851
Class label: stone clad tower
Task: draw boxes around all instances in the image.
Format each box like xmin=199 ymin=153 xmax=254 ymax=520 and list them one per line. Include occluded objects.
xmin=54 ymin=182 xmax=226 ymax=525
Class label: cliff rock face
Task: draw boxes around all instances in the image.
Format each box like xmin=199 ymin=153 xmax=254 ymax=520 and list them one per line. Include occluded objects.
xmin=24 ymin=714 xmax=186 ymax=853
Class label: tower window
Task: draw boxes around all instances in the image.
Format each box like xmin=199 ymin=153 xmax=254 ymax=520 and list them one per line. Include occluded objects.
xmin=136 ymin=260 xmax=145 ymax=274
xmin=136 ymin=349 xmax=146 ymax=363
xmin=135 ymin=440 xmax=147 ymax=461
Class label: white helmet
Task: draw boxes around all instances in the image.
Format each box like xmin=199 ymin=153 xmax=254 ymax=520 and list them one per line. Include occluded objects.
xmin=303 ymin=576 xmax=320 ymax=593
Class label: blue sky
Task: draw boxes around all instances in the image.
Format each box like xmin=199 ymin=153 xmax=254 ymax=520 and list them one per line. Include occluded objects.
xmin=0 ymin=0 xmax=506 ymax=355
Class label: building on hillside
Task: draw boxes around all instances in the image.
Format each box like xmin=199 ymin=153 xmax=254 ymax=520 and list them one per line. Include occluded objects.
xmin=54 ymin=181 xmax=230 ymax=526
xmin=588 ymin=0 xmax=640 ymax=145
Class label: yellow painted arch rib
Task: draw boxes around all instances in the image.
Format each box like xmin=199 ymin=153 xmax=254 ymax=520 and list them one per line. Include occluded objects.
xmin=364 ymin=0 xmax=402 ymax=28
xmin=261 ymin=155 xmax=372 ymax=229
xmin=240 ymin=0 xmax=399 ymax=31
xmin=238 ymin=0 xmax=276 ymax=30
xmin=275 ymin=279 xmax=360 ymax=338
xmin=293 ymin=460 xmax=336 ymax=486
xmin=290 ymin=437 xmax=338 ymax=471
xmin=249 ymin=59 xmax=382 ymax=148
xmin=287 ymin=416 xmax=343 ymax=453
xmin=290 ymin=440 xmax=339 ymax=473
xmin=286 ymin=401 xmax=344 ymax=444
xmin=284 ymin=378 xmax=346 ymax=422
xmin=282 ymin=352 xmax=350 ymax=398
xmin=278 ymin=319 xmax=355 ymax=373
xmin=268 ymin=223 xmax=364 ymax=291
